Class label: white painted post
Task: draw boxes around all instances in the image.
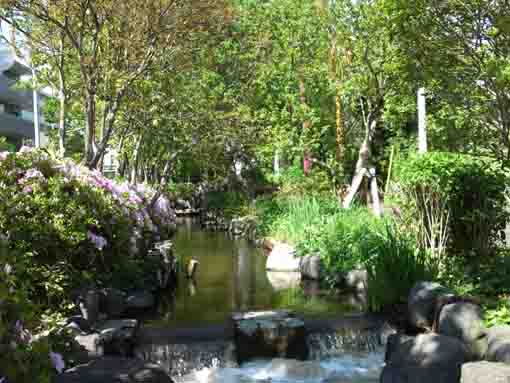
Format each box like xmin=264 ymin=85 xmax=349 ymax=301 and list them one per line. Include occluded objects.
xmin=369 ymin=168 xmax=382 ymax=218
xmin=417 ymin=87 xmax=427 ymax=154
xmin=274 ymin=150 xmax=280 ymax=176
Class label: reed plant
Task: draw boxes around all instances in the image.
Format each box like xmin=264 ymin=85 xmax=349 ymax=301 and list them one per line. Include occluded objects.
xmin=365 ymin=225 xmax=439 ymax=312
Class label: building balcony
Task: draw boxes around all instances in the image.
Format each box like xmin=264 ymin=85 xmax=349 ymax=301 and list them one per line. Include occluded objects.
xmin=0 ymin=110 xmax=49 ymax=141
xmin=0 ymin=73 xmax=34 ymax=110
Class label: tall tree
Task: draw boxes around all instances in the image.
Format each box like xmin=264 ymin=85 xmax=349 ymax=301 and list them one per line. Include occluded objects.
xmin=387 ymin=0 xmax=510 ymax=160
xmin=0 ymin=0 xmax=226 ymax=167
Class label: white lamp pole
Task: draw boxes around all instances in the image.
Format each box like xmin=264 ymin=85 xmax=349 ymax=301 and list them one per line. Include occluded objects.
xmin=417 ymin=87 xmax=427 ymax=154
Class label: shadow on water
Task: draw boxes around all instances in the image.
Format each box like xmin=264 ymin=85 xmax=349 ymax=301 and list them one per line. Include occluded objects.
xmin=148 ymin=217 xmax=365 ymax=328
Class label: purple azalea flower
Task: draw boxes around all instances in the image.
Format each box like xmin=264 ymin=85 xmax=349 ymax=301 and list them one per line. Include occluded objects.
xmin=24 ymin=169 xmax=44 ymax=180
xmin=87 ymin=231 xmax=108 ymax=251
xmin=49 ymin=352 xmax=65 ymax=373
xmin=14 ymin=320 xmax=32 ymax=344
xmin=22 ymin=185 xmax=33 ymax=193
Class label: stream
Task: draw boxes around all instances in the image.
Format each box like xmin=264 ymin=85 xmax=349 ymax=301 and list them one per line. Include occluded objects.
xmin=149 ymin=217 xmax=366 ymax=327
xmin=137 ymin=217 xmax=386 ymax=382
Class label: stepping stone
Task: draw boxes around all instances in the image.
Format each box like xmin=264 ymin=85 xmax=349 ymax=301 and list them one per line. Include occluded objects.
xmin=231 ymin=310 xmax=308 ymax=363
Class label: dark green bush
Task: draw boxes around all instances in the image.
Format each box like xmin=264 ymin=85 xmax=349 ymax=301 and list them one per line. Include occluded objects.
xmin=397 ymin=152 xmax=509 ymax=257
xmin=206 ymin=190 xmax=251 ymax=218
xmin=167 ymin=182 xmax=196 ymax=201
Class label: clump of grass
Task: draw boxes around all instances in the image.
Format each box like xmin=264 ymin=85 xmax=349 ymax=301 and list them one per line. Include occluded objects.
xmin=366 ymin=225 xmax=439 ymax=312
xmin=270 ymin=196 xmax=328 ymax=244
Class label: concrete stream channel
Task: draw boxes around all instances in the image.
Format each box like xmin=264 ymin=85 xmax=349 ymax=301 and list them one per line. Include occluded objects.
xmin=133 ymin=218 xmax=389 ymax=382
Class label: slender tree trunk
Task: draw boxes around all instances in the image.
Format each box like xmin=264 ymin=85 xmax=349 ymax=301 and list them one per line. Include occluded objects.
xmin=84 ymin=88 xmax=97 ymax=166
xmin=57 ymin=28 xmax=67 ymax=157
xmin=298 ymin=74 xmax=312 ymax=175
xmin=119 ymin=154 xmax=128 ymax=178
xmin=343 ymin=117 xmax=377 ymax=208
xmin=58 ymin=87 xmax=66 ymax=157
xmin=335 ymin=91 xmax=345 ymax=162
xmin=131 ymin=133 xmax=143 ymax=184
xmin=329 ymin=36 xmax=345 ymax=164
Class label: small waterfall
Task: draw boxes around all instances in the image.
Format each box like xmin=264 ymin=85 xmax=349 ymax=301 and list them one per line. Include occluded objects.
xmin=135 ymin=324 xmax=392 ymax=382
xmin=307 ymin=329 xmax=383 ymax=360
xmin=135 ymin=341 xmax=238 ymax=377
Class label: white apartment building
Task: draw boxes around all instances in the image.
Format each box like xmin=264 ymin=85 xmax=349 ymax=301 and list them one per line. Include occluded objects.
xmin=0 ymin=19 xmax=48 ymax=148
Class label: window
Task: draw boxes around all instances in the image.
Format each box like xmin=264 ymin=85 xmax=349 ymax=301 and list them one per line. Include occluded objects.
xmin=4 ymin=103 xmax=21 ymax=117
xmin=3 ymin=68 xmax=19 ymax=81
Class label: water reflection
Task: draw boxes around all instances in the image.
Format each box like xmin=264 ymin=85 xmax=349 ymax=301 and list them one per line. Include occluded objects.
xmin=150 ymin=218 xmax=363 ymax=327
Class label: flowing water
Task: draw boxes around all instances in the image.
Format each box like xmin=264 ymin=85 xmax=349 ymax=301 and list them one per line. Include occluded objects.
xmin=135 ymin=329 xmax=386 ymax=382
xmin=138 ymin=218 xmax=386 ymax=382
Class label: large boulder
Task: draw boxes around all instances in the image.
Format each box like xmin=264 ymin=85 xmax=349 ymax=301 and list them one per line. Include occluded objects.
xmin=408 ymin=282 xmax=454 ymax=330
xmin=232 ymin=310 xmax=308 ymax=363
xmin=344 ymin=269 xmax=368 ymax=291
xmin=461 ymin=361 xmax=510 ymax=383
xmin=266 ymin=271 xmax=301 ymax=291
xmin=100 ymin=288 xmax=127 ymax=318
xmin=125 ymin=291 xmax=156 ymax=311
xmin=74 ymin=333 xmax=104 ymax=358
xmin=437 ymin=302 xmax=487 ymax=360
xmin=78 ymin=289 xmax=101 ymax=325
xmin=266 ymin=243 xmax=300 ymax=272
xmin=381 ymin=333 xmax=471 ymax=383
xmin=299 ymin=254 xmax=322 ymax=280
xmin=486 ymin=325 xmax=510 ymax=363
xmin=54 ymin=357 xmax=174 ymax=383
xmin=96 ymin=319 xmax=140 ymax=357
xmin=74 ymin=319 xmax=140 ymax=358
xmin=385 ymin=334 xmax=415 ymax=363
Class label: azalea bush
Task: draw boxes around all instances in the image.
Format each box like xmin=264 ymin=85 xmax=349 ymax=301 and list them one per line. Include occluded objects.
xmin=0 ymin=148 xmax=176 ymax=308
xmin=0 ymin=239 xmax=66 ymax=383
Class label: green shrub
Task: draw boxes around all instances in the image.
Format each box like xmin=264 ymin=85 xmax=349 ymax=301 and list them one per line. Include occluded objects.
xmin=295 ymin=207 xmax=387 ymax=282
xmin=0 ymin=240 xmax=58 ymax=382
xmin=253 ymin=196 xmax=283 ymax=237
xmin=397 ymin=152 xmax=509 ymax=257
xmin=366 ymin=225 xmax=439 ymax=312
xmin=263 ymin=195 xmax=388 ymax=285
xmin=276 ymin=164 xmax=334 ymax=197
xmin=206 ymin=190 xmax=251 ymax=218
xmin=167 ymin=182 xmax=196 ymax=201
xmin=0 ymin=136 xmax=15 ymax=152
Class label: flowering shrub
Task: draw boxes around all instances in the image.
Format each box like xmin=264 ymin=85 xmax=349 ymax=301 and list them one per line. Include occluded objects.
xmin=0 ymin=240 xmax=61 ymax=383
xmin=0 ymin=148 xmax=176 ymax=307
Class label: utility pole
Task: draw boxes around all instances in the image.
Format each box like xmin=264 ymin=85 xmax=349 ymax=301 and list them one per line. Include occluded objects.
xmin=417 ymin=87 xmax=427 ymax=153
